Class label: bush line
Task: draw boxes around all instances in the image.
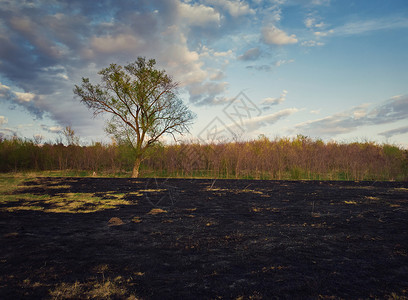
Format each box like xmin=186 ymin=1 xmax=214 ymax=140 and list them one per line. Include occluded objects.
xmin=1 ymin=135 xmax=407 ymax=181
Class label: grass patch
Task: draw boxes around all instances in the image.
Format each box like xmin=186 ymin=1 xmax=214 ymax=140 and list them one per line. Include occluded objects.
xmin=147 ymin=208 xmax=167 ymax=215
xmin=0 ymin=173 xmax=33 ymax=192
xmin=49 ymin=278 xmax=139 ymax=299
xmin=0 ymin=174 xmax=134 ymax=213
xmin=132 ymin=217 xmax=142 ymax=223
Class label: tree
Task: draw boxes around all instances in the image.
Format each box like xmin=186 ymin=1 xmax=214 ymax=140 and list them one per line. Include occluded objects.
xmin=62 ymin=125 xmax=80 ymax=146
xmin=74 ymin=57 xmax=196 ymax=177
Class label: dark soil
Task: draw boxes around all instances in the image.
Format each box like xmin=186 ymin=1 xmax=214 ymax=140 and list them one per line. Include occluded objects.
xmin=1 ymin=178 xmax=408 ymax=299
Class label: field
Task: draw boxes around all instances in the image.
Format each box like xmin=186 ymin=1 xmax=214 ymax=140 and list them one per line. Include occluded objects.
xmin=1 ymin=176 xmax=408 ymax=299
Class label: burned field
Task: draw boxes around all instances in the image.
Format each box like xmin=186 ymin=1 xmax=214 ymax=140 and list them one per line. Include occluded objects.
xmin=1 ymin=178 xmax=408 ymax=299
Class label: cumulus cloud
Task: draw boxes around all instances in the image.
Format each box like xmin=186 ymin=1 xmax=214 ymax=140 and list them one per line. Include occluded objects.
xmin=295 ymin=95 xmax=408 ymax=137
xmin=262 ymin=25 xmax=298 ymax=45
xmin=179 ymin=2 xmax=221 ymax=26
xmin=0 ymin=0 xmax=244 ymax=139
xmin=14 ymin=91 xmax=35 ymax=103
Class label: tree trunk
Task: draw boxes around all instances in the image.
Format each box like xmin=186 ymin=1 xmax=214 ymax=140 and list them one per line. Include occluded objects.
xmin=132 ymin=157 xmax=142 ymax=178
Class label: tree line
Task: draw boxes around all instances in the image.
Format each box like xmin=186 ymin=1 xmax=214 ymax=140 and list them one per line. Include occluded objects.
xmin=1 ymin=135 xmax=407 ymax=181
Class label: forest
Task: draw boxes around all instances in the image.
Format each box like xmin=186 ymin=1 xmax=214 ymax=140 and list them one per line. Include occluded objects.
xmin=1 ymin=134 xmax=407 ymax=181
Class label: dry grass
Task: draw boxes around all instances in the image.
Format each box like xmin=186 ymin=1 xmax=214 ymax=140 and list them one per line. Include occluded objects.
xmin=0 ymin=175 xmax=134 ymax=213
xmin=49 ymin=279 xmax=138 ymax=299
xmin=147 ymin=208 xmax=167 ymax=215
xmin=48 ymin=264 xmax=141 ymax=299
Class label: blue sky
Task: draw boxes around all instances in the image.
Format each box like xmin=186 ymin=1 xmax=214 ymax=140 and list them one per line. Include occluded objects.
xmin=0 ymin=0 xmax=407 ymax=147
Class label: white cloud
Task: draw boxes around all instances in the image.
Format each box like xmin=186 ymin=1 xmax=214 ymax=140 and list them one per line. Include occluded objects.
xmin=261 ymin=97 xmax=282 ymax=105
xmin=295 ymin=96 xmax=408 ymax=137
xmin=0 ymin=83 xmax=44 ymax=117
xmin=0 ymin=83 xmax=10 ymax=92
xmin=301 ymin=40 xmax=325 ymax=47
xmin=199 ymin=45 xmax=234 ymax=59
xmin=305 ymin=17 xmax=315 ymax=28
xmin=237 ymin=108 xmax=299 ymax=132
xmin=305 ymin=17 xmax=326 ymax=29
xmin=353 ymin=107 xmax=367 ymax=119
xmin=164 ymin=46 xmax=207 ymax=86
xmin=41 ymin=124 xmax=63 ymax=133
xmin=205 ymin=0 xmax=255 ymax=17
xmin=315 ymin=22 xmax=326 ymax=28
xmin=274 ymin=59 xmax=294 ymax=67
xmin=262 ymin=25 xmax=298 ymax=45
xmin=311 ymin=0 xmax=331 ymax=5
xmin=40 ymin=65 xmax=70 ymax=81
xmin=209 ymin=70 xmax=225 ymax=80
xmin=265 ymin=6 xmax=282 ymax=23
xmin=1 ymin=82 xmax=35 ymax=103
xmin=14 ymin=91 xmax=35 ymax=103
xmin=0 ymin=116 xmax=8 ymax=125
xmin=49 ymin=126 xmax=62 ymax=133
xmin=261 ymin=90 xmax=288 ymax=108
xmin=213 ymin=49 xmax=233 ymax=57
xmin=314 ymin=29 xmax=333 ymax=37
xmin=187 ymin=81 xmax=229 ymax=105
xmin=1 ymin=0 xmax=238 ymax=141
xmin=331 ymin=16 xmax=408 ymax=37
xmin=179 ymin=2 xmax=221 ymax=26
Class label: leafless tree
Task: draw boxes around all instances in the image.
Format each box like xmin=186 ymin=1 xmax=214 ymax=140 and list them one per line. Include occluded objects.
xmin=62 ymin=126 xmax=80 ymax=146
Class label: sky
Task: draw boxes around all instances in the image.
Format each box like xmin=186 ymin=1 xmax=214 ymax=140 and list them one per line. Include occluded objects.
xmin=0 ymin=0 xmax=407 ymax=147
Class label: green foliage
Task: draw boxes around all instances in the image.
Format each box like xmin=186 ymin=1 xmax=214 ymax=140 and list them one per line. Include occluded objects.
xmin=290 ymin=167 xmax=303 ymax=180
xmin=74 ymin=57 xmax=196 ymax=177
